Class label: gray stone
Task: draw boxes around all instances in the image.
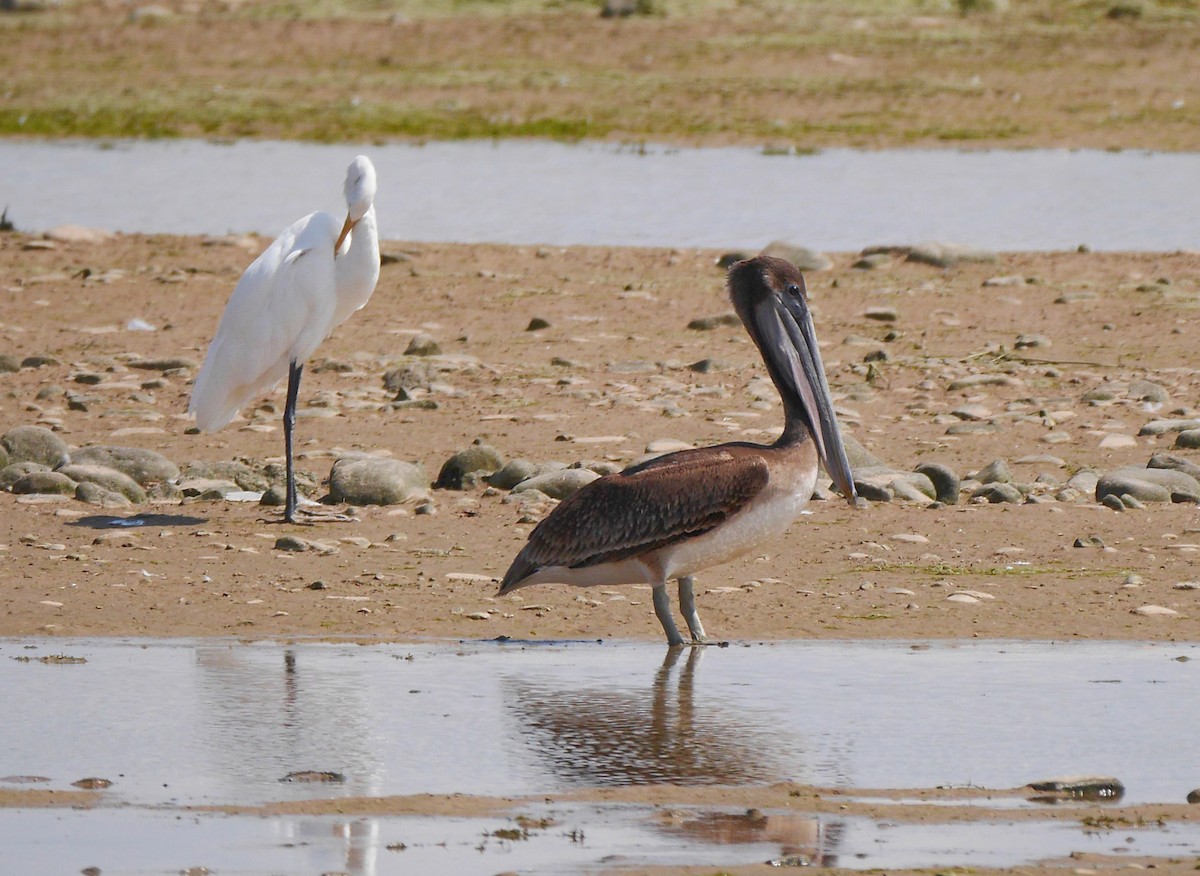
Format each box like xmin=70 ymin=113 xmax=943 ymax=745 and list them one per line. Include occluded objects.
xmin=971 ymin=483 xmax=1023 ymax=504
xmin=1139 ymin=418 xmax=1200 ymax=436
xmin=839 ymin=433 xmax=887 ymax=471
xmin=487 ymin=459 xmax=559 ymax=490
xmin=128 ymin=357 xmax=198 ymax=372
xmin=75 ymin=482 xmax=134 ymax=508
xmin=716 ymin=251 xmax=751 ymax=269
xmin=906 ymin=241 xmax=998 ymax=268
xmin=1066 ymin=470 xmax=1100 ymax=494
xmin=0 ymin=460 xmax=49 ymax=487
xmin=57 ymin=464 xmax=146 ymax=503
xmin=382 ymin=360 xmax=439 ymax=395
xmin=948 ymin=373 xmax=1018 ymax=390
xmin=852 ymin=479 xmax=893 ymax=502
xmin=1014 ymin=333 xmax=1051 ymax=349
xmin=0 ymin=443 xmax=8 ymax=470
xmin=0 ymin=354 xmax=20 ymax=373
xmin=862 ymin=306 xmax=898 ymax=322
xmin=914 ymin=462 xmax=960 ymax=504
xmin=510 ymin=468 xmax=600 ymax=500
xmin=759 ymin=240 xmax=832 ymax=272
xmin=404 ymin=333 xmax=441 ymax=356
xmin=435 ymin=441 xmax=506 ymax=490
xmin=70 ymin=446 xmax=179 ymax=486
xmin=328 ymin=457 xmax=430 ymax=506
xmin=1175 ymin=429 xmax=1200 ymax=449
xmin=1100 ymin=494 xmax=1126 ymax=511
xmin=181 ymin=460 xmax=271 ymax=492
xmin=974 ymin=459 xmax=1013 ymax=485
xmin=1147 ymin=453 xmax=1200 ymax=483
xmin=274 ymin=535 xmax=310 ymax=552
xmin=12 ymin=470 xmax=77 ymax=496
xmin=1 ymin=425 xmax=69 ymax=468
xmin=1095 ymin=471 xmax=1174 ymax=505
xmin=1129 ymin=379 xmax=1170 ymax=403
xmin=1103 ymin=466 xmax=1200 ymax=503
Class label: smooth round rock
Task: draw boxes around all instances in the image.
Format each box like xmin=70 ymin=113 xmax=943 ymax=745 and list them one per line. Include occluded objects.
xmin=510 ymin=468 xmax=600 ymax=500
xmin=70 ymin=446 xmax=179 ymax=486
xmin=57 ymin=464 xmax=146 ymax=503
xmin=759 ymin=240 xmax=832 ymax=272
xmin=971 ymin=483 xmax=1023 ymax=504
xmin=75 ymin=482 xmax=134 ymax=508
xmin=12 ymin=470 xmax=77 ymax=496
xmin=1095 ymin=473 xmax=1171 ymax=504
xmin=914 ymin=462 xmax=960 ymax=504
xmin=404 ymin=333 xmax=441 ymax=356
xmin=0 ymin=461 xmax=50 ymax=491
xmin=974 ymin=459 xmax=1013 ymax=485
xmin=328 ymin=457 xmax=430 ymax=506
xmin=1175 ymin=429 xmax=1200 ymax=449
xmin=1 ymin=425 xmax=69 ymax=468
xmin=435 ymin=442 xmax=505 ymax=490
xmin=182 ymin=460 xmax=271 ymax=492
xmin=1099 ymin=467 xmax=1200 ymax=504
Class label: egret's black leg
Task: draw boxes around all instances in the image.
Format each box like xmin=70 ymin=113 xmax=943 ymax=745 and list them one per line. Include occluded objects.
xmin=283 ymin=360 xmax=303 ymax=523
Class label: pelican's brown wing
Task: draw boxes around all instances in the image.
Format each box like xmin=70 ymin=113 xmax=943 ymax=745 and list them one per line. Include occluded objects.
xmin=499 ymin=449 xmax=769 ymax=592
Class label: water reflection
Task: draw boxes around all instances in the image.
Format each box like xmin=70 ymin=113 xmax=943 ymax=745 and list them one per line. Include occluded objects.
xmin=505 ymin=647 xmax=800 ymax=787
xmin=661 ymin=809 xmax=845 ymax=867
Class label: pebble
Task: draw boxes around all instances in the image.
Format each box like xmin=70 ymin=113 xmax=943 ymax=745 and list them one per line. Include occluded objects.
xmin=1131 ymin=605 xmax=1179 ymax=617
xmin=488 ymin=459 xmax=564 ymax=490
xmin=1139 ymin=417 xmax=1200 ymax=436
xmin=905 ymin=241 xmax=997 ymax=268
xmin=1173 ymin=581 xmax=1200 ymax=590
xmin=863 ymin=305 xmax=898 ymax=322
xmin=891 ymin=533 xmax=929 ymax=544
xmin=404 ymin=333 xmax=441 ymax=356
xmin=328 ymin=457 xmax=430 ymax=506
xmin=1175 ymin=429 xmax=1200 ymax=449
xmin=274 ymin=536 xmax=310 ymax=552
xmin=913 ymin=462 xmax=960 ymax=504
xmin=1 ymin=425 xmax=69 ymax=468
xmin=687 ymin=313 xmax=740 ymax=331
xmin=946 ymin=593 xmax=980 ymax=604
xmin=12 ymin=471 xmax=77 ymax=496
xmin=973 ymin=459 xmax=1013 ymax=485
xmin=1098 ymin=434 xmax=1136 ymax=449
xmin=70 ymin=446 xmax=179 ymax=486
xmin=58 ymin=464 xmax=146 ymax=503
xmin=435 ymin=441 xmax=505 ymax=490
xmin=971 ymin=483 xmax=1023 ymax=504
xmin=1122 ymin=573 xmax=1143 ymax=588
xmin=511 ymin=468 xmax=600 ymax=500
xmin=948 ymin=374 xmax=1018 ymax=390
xmin=1097 ymin=466 xmax=1200 ymax=504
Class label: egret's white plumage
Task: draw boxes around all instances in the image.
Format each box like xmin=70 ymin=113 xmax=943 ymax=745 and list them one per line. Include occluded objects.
xmin=189 ymin=155 xmax=380 ymax=522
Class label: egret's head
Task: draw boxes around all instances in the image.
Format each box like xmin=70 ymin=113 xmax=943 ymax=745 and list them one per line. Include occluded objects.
xmin=343 ymin=155 xmax=377 ymax=222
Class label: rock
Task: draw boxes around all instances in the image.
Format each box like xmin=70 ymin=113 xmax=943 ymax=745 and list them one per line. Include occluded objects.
xmin=11 ymin=471 xmax=77 ymax=496
xmin=128 ymin=357 xmax=198 ymax=372
xmin=600 ymin=0 xmax=654 ymax=17
xmin=839 ymin=433 xmax=887 ymax=471
xmin=70 ymin=446 xmax=179 ymax=486
xmin=526 ymin=317 xmax=551 ymax=331
xmin=1026 ymin=776 xmax=1124 ymax=801
xmin=1188 ymin=789 xmax=1200 ymax=805
xmin=57 ymin=464 xmax=146 ymax=503
xmin=852 ymin=253 xmax=892 ymax=270
xmin=75 ymin=482 xmax=133 ymax=508
xmin=1132 ymin=605 xmax=1179 ymax=617
xmin=1 ymin=425 xmax=69 ymax=468
xmin=1014 ymin=333 xmax=1051 ymax=349
xmin=914 ymin=462 xmax=960 ymax=504
xmin=716 ymin=251 xmax=750 ymax=269
xmin=1175 ymin=429 xmax=1200 ymax=449
xmin=328 ymin=456 xmax=429 ymax=506
xmin=948 ymin=373 xmax=1018 ymax=390
xmin=404 ymin=333 xmax=441 ymax=356
xmin=1139 ymin=418 xmax=1200 ymax=436
xmin=1100 ymin=493 xmax=1126 ymax=511
xmin=0 ymin=461 xmax=50 ymax=490
xmin=958 ymin=0 xmax=1009 ymax=11
xmin=1129 ymin=379 xmax=1170 ymax=403
xmin=1066 ymin=470 xmax=1099 ymax=494
xmin=0 ymin=354 xmax=20 ymax=374
xmin=488 ymin=459 xmax=562 ymax=490
xmin=274 ymin=535 xmax=310 ymax=552
xmin=1147 ymin=453 xmax=1200 ymax=483
xmin=687 ymin=313 xmax=741 ymax=331
xmin=1098 ymin=466 xmax=1200 ymax=504
xmin=852 ymin=479 xmax=893 ymax=502
xmin=181 ymin=460 xmax=270 ymax=492
xmin=862 ymin=306 xmax=898 ymax=322
xmin=906 ymin=241 xmax=997 ymax=268
xmin=435 ymin=441 xmax=505 ymax=490
xmin=510 ymin=468 xmax=600 ymax=500
xmin=759 ymin=240 xmax=832 ymax=272
xmin=974 ymin=459 xmax=1013 ymax=485
xmin=971 ymin=483 xmax=1023 ymax=504
xmin=382 ymin=360 xmax=439 ymax=395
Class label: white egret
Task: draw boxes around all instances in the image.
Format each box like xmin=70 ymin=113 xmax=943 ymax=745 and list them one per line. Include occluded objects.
xmin=189 ymin=155 xmax=380 ymax=523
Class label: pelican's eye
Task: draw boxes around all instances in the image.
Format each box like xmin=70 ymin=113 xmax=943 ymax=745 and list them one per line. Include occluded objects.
xmin=785 ymin=282 xmax=803 ymax=299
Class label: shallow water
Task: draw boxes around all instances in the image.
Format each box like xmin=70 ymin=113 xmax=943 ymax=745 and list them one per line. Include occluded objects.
xmin=5 ymin=638 xmax=1200 ymax=873
xmin=2 ymin=638 xmax=1198 ymax=806
xmin=5 ymin=803 xmax=1200 ymax=874
xmin=3 ymin=139 xmax=1199 ymax=250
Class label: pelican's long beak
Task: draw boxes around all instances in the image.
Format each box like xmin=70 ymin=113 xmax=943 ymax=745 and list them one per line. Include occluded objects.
xmin=773 ymin=290 xmax=858 ymax=505
xmin=335 ymin=214 xmax=356 ymax=254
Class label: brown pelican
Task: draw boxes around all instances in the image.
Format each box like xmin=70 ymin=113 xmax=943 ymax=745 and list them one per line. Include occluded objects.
xmin=498 ymin=256 xmax=858 ymax=646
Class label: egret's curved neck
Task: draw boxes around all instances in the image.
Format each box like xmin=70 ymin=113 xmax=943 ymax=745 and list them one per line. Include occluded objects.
xmin=332 ymin=206 xmax=380 ymax=327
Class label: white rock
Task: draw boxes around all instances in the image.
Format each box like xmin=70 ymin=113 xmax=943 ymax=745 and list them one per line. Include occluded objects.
xmin=1132 ymin=605 xmax=1179 ymax=617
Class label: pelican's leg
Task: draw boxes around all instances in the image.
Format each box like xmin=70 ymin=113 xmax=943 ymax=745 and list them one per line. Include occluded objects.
xmin=282 ymin=360 xmax=303 ymax=524
xmin=678 ymin=576 xmax=708 ymax=644
xmin=652 ymin=583 xmax=686 ymax=648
